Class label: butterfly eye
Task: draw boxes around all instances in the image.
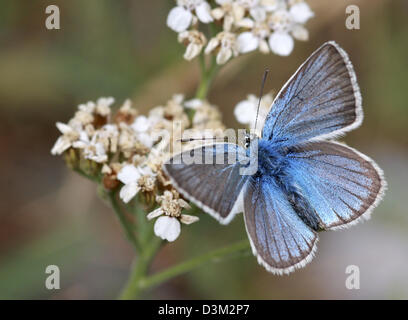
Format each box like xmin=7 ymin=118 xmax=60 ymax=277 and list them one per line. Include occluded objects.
xmin=244 ymin=135 xmax=251 ymax=148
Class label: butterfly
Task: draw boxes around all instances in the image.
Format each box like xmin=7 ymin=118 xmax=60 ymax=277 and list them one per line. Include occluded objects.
xmin=163 ymin=41 xmax=386 ymax=275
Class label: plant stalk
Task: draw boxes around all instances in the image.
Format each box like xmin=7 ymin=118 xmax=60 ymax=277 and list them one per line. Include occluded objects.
xmin=195 ymin=55 xmax=219 ymax=99
xmin=119 ymin=236 xmax=162 ymax=300
xmin=138 ymin=239 xmax=250 ymax=293
xmin=109 ymin=191 xmax=142 ymax=253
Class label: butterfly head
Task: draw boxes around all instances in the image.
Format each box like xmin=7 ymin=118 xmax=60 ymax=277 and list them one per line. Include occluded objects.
xmin=244 ymin=132 xmax=258 ymax=149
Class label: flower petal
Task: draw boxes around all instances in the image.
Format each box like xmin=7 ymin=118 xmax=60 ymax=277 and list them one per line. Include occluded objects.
xmin=234 ymin=100 xmax=256 ymax=125
xmin=196 ymin=2 xmax=213 ymax=23
xmin=237 ymin=32 xmax=259 ymax=53
xmin=184 ymin=43 xmax=203 ymax=61
xmin=154 ymin=216 xmax=181 ymax=242
xmin=138 ymin=132 xmax=154 ymax=148
xmin=291 ymin=24 xmax=309 ymax=41
xmin=51 ymin=136 xmax=71 ymax=155
xmin=184 ymin=98 xmax=203 ymax=109
xmin=147 ymin=208 xmax=164 ymax=220
xmin=250 ymin=7 xmax=266 ymax=22
xmin=167 ymin=6 xmax=193 ymax=32
xmin=56 ymin=122 xmax=74 ymax=135
xmin=119 ymin=182 xmax=140 ymax=203
xmin=259 ymin=39 xmax=270 ymax=54
xmin=211 ymin=7 xmax=225 ymax=20
xmin=178 ymin=198 xmax=191 ymax=209
xmin=216 ymin=48 xmax=232 ymax=65
xmin=235 ymin=17 xmax=255 ymax=28
xmin=289 ymin=2 xmax=314 ymax=24
xmin=205 ymin=37 xmax=219 ymax=54
xmin=117 ymin=164 xmax=141 ymax=184
xmin=180 ymin=214 xmax=199 ymax=225
xmin=268 ymin=32 xmax=294 ymax=56
xmin=131 ymin=115 xmax=151 ymax=133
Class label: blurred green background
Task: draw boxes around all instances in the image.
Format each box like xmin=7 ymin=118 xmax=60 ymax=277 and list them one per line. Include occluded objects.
xmin=0 ymin=0 xmax=407 ymax=299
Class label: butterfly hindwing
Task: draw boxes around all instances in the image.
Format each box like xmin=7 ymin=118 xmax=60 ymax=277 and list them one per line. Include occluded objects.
xmin=163 ymin=143 xmax=248 ymax=224
xmin=244 ymin=175 xmax=318 ymax=274
xmin=286 ymin=141 xmax=386 ymax=230
xmin=262 ymin=41 xmax=362 ymax=146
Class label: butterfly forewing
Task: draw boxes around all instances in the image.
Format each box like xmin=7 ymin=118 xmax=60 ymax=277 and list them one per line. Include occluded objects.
xmin=262 ymin=41 xmax=362 ymax=146
xmin=163 ymin=143 xmax=249 ymax=224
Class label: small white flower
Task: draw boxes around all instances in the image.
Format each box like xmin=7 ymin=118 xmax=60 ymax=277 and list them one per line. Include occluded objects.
xmin=78 ymin=101 xmax=96 ymax=113
xmin=51 ymin=122 xmax=81 ymax=155
xmin=289 ymin=1 xmax=314 ymax=24
xmin=73 ymin=132 xmax=108 ymax=163
xmin=118 ymin=164 xmax=141 ymax=184
xmin=117 ymin=164 xmax=155 ymax=203
xmin=73 ymin=110 xmax=94 ymax=126
xmin=117 ymin=164 xmax=142 ymax=203
xmin=167 ymin=0 xmax=213 ymax=33
xmin=213 ymin=0 xmax=246 ymax=31
xmin=205 ymin=31 xmax=238 ymax=65
xmin=268 ymin=8 xmax=292 ymax=32
xmin=98 ymin=124 xmax=119 ymax=153
xmin=131 ymin=115 xmax=155 ymax=148
xmin=147 ymin=190 xmax=197 ymax=242
xmin=95 ymin=97 xmax=114 ymax=116
xmin=132 ymin=115 xmax=151 ymax=133
xmin=154 ymin=216 xmax=181 ymax=242
xmin=178 ymin=30 xmax=207 ymax=61
xmin=235 ymin=6 xmax=270 ymax=54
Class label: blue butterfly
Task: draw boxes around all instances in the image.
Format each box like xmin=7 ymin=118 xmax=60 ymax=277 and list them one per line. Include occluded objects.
xmin=163 ymin=41 xmax=386 ymax=275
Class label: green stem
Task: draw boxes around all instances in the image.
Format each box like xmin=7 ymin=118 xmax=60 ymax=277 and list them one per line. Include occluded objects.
xmin=195 ymin=55 xmax=219 ymax=99
xmin=138 ymin=239 xmax=250 ymax=292
xmin=108 ymin=191 xmax=142 ymax=252
xmin=119 ymin=236 xmax=162 ymax=300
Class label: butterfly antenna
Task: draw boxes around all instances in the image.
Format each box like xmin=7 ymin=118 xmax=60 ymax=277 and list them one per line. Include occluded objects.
xmin=178 ymin=137 xmax=223 ymax=143
xmin=254 ymin=68 xmax=269 ymax=132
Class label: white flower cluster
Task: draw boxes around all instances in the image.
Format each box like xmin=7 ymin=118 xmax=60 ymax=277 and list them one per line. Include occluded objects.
xmin=167 ymin=0 xmax=314 ymax=63
xmin=52 ymin=95 xmax=225 ymax=242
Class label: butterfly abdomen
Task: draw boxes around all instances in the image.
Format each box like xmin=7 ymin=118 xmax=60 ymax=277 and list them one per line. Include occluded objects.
xmin=285 ymin=184 xmax=320 ymax=231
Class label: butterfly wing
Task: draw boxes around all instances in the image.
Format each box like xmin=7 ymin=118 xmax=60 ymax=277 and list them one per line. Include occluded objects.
xmin=163 ymin=143 xmax=249 ymax=224
xmin=244 ymin=175 xmax=318 ymax=274
xmin=262 ymin=41 xmax=362 ymax=146
xmin=286 ymin=141 xmax=386 ymax=230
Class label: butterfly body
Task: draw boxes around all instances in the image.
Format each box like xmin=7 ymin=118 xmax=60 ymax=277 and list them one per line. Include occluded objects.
xmin=248 ymin=137 xmax=321 ymax=231
xmin=164 ymin=41 xmax=386 ymax=274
